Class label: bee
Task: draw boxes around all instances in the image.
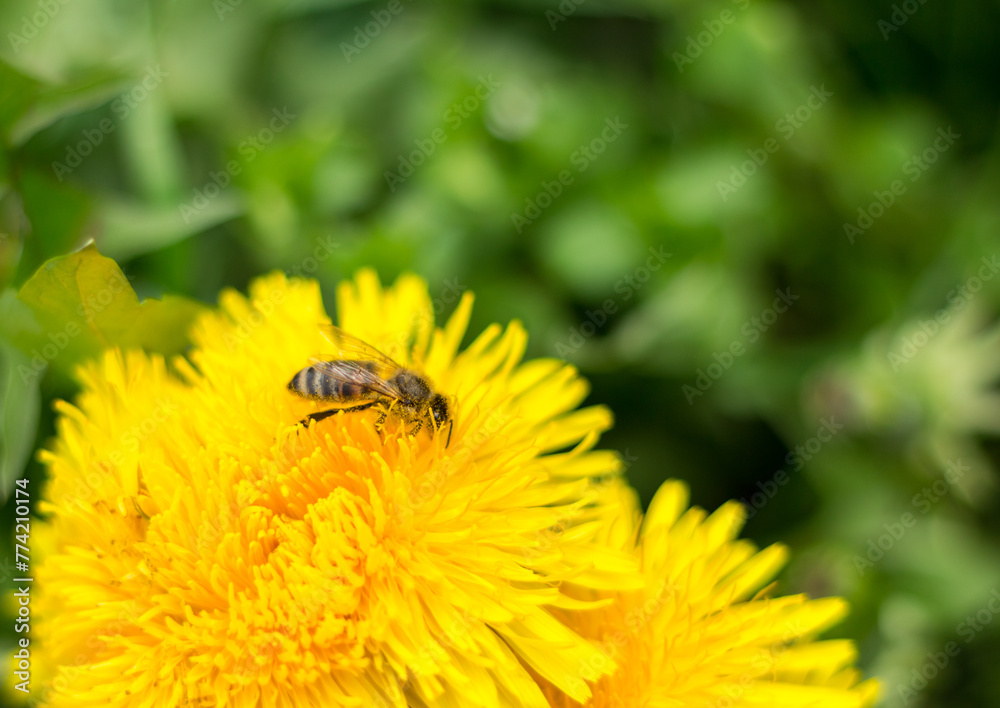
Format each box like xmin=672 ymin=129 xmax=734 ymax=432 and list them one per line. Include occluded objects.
xmin=288 ymin=325 xmax=453 ymax=445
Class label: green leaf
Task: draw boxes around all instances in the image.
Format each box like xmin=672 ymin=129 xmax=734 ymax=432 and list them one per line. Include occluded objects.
xmin=0 ymin=60 xmax=41 ymax=142
xmin=8 ymin=70 xmax=134 ymax=148
xmin=98 ymin=194 xmax=244 ymax=262
xmin=0 ymin=340 xmax=39 ymax=501
xmin=1 ymin=243 xmax=205 ymax=374
xmin=15 ymin=170 xmax=92 ymax=282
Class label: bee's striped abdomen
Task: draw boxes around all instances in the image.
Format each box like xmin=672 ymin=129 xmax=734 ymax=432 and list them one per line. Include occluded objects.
xmin=287 ymin=361 xmax=377 ymax=401
xmin=288 ymin=367 xmax=319 ymax=399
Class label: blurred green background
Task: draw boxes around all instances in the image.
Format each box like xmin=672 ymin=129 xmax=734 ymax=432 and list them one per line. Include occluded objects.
xmin=2 ymin=0 xmax=1000 ymax=705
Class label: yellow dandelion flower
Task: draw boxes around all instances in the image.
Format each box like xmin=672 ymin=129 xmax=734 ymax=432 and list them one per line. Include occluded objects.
xmin=538 ymin=479 xmax=880 ymax=708
xmin=28 ymin=269 xmax=641 ymax=708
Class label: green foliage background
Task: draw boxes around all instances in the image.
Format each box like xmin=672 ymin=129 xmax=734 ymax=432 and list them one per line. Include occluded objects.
xmin=2 ymin=0 xmax=1000 ymax=705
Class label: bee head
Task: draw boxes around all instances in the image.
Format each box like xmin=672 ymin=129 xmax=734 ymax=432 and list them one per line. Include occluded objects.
xmin=428 ymin=394 xmax=453 ymax=447
xmin=429 ymin=393 xmax=450 ymax=426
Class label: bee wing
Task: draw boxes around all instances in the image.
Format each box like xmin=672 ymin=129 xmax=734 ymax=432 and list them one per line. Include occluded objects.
xmin=307 ymin=357 xmax=403 ymax=400
xmin=318 ymin=325 xmax=403 ymax=369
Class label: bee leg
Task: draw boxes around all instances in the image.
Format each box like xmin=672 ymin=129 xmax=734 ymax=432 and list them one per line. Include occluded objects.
xmin=408 ymin=420 xmax=422 ymax=436
xmin=300 ymin=402 xmax=375 ymax=426
xmin=373 ymin=409 xmax=388 ymax=431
